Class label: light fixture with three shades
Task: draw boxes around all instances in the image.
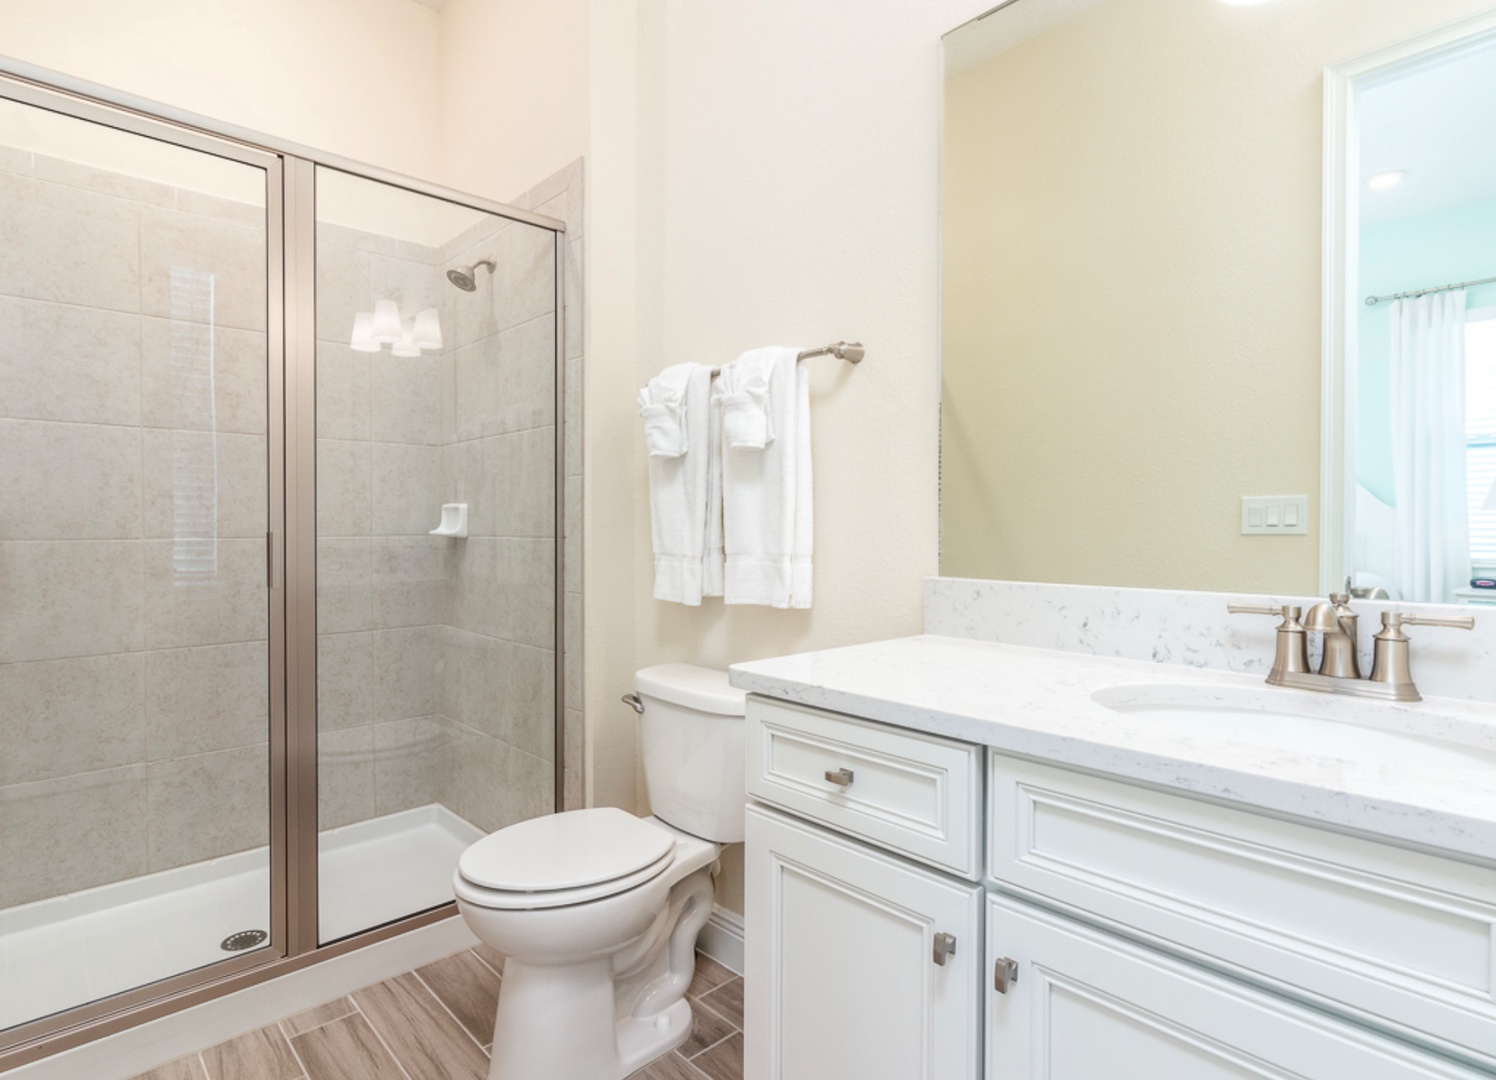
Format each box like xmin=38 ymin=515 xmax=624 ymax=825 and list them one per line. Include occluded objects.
xmin=350 ymin=300 xmax=443 ymax=357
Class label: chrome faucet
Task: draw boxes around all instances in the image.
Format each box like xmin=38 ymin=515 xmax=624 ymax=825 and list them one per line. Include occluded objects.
xmin=1228 ymin=596 xmax=1473 ymax=703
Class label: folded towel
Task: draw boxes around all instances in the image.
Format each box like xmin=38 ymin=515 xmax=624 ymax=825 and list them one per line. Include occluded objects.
xmin=721 ymin=347 xmax=812 ymax=608
xmin=714 ymin=348 xmax=777 ymax=450
xmin=643 ymin=363 xmax=718 ymax=604
xmin=637 ymin=362 xmax=695 ymax=457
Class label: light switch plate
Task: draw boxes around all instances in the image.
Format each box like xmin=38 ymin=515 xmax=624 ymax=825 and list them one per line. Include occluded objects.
xmin=1241 ymin=496 xmax=1309 ymax=536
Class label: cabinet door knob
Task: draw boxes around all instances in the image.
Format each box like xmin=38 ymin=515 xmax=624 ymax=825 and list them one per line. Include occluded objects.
xmin=824 ymin=767 xmax=854 ymax=787
xmin=932 ymin=932 xmax=957 ymax=966
xmin=994 ymin=957 xmax=1019 ymax=994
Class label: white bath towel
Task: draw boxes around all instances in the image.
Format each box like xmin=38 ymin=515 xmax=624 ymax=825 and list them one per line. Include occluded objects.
xmin=637 ymin=362 xmax=695 ymax=458
xmin=641 ymin=363 xmax=720 ymax=604
xmin=714 ymin=348 xmax=776 ymax=450
xmin=719 ymin=347 xmax=812 ymax=608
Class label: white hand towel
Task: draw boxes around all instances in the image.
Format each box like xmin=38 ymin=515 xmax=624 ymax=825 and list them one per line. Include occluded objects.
xmin=643 ymin=363 xmax=716 ymax=604
xmin=703 ymin=379 xmax=725 ymax=598
xmin=714 ymin=348 xmax=777 ymax=450
xmin=637 ymin=362 xmax=695 ymax=457
xmin=721 ymin=347 xmax=812 ymax=608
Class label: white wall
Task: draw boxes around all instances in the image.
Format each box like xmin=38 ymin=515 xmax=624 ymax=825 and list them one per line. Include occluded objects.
xmin=0 ymin=0 xmax=442 ymax=178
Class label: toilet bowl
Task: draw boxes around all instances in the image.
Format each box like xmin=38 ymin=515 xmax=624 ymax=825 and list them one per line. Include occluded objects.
xmin=454 ymin=664 xmax=746 ymax=1080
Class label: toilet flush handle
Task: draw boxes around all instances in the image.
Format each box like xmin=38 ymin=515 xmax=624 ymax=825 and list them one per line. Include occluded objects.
xmin=622 ymin=693 xmax=645 ymax=714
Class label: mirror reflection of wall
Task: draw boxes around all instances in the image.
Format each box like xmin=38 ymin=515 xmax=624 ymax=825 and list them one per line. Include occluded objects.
xmin=940 ymin=0 xmax=1496 ymax=602
xmin=1351 ymin=38 xmax=1496 ymax=605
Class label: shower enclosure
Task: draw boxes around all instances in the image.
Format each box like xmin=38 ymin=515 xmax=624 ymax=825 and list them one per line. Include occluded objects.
xmin=0 ymin=64 xmax=565 ymax=1067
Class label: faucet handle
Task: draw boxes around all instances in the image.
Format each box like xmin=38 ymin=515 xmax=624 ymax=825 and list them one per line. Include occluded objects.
xmin=1369 ymin=611 xmax=1476 ymax=698
xmin=1228 ymin=603 xmax=1303 ymax=625
xmin=1228 ymin=604 xmax=1310 ymax=681
xmin=1395 ymin=613 xmax=1475 ymax=631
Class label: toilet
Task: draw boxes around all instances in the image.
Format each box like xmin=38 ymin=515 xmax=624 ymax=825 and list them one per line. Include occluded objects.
xmin=453 ymin=663 xmax=746 ymax=1080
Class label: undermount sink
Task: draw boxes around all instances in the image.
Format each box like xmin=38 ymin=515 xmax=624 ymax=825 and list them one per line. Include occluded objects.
xmin=1091 ymin=683 xmax=1496 ymax=772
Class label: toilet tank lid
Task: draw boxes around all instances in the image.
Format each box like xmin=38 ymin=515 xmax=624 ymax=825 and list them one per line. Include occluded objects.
xmin=635 ymin=663 xmax=746 ymax=716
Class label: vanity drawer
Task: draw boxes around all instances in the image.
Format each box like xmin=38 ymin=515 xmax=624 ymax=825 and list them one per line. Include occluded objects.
xmin=746 ymin=698 xmax=982 ymax=879
xmin=989 ymin=754 xmax=1496 ymax=1069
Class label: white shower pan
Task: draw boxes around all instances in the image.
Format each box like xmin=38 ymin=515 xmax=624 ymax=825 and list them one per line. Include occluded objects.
xmin=0 ymin=805 xmax=482 ymax=1034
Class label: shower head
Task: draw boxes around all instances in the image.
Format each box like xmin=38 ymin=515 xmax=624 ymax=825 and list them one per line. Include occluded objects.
xmin=447 ymin=256 xmax=495 ymax=292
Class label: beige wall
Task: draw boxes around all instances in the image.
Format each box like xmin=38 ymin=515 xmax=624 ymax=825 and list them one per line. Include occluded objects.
xmin=940 ymin=0 xmax=1493 ymax=595
xmin=581 ymin=0 xmax=644 ymax=814
xmin=583 ymin=0 xmax=996 ymax=910
xmin=0 ymin=0 xmax=442 ymax=178
xmin=437 ymin=0 xmax=590 ymax=205
xmin=0 ymin=0 xmax=1008 ymax=918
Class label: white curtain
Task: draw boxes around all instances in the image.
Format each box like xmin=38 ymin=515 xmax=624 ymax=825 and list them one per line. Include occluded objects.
xmin=1389 ymin=289 xmax=1470 ymax=603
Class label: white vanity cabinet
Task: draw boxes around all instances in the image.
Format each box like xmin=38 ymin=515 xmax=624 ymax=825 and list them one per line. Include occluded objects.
xmin=743 ymin=693 xmax=1496 ymax=1080
xmin=744 ymin=699 xmax=986 ymax=1080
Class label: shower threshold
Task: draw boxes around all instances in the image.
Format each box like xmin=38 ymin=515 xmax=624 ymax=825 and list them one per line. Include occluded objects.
xmin=0 ymin=804 xmax=483 ymax=1035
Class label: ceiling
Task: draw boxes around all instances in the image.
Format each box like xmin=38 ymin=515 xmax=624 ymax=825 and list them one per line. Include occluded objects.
xmin=1358 ymin=39 xmax=1496 ymax=226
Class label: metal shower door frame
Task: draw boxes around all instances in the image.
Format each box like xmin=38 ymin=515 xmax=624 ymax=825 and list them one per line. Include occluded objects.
xmin=0 ymin=58 xmax=567 ymax=1071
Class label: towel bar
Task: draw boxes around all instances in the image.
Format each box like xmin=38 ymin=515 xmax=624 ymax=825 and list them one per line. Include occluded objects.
xmin=710 ymin=341 xmax=864 ymax=376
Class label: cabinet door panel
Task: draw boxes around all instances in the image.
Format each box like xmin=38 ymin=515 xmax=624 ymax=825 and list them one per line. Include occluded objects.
xmin=988 ymin=754 xmax=1496 ymax=1068
xmin=987 ymin=895 xmax=1489 ymax=1080
xmin=746 ymin=805 xmax=983 ymax=1080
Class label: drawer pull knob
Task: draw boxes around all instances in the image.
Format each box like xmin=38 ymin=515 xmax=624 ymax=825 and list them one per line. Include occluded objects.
xmin=824 ymin=768 xmax=854 ymax=788
xmin=932 ymin=932 xmax=957 ymax=967
xmin=994 ymin=957 xmax=1019 ymax=994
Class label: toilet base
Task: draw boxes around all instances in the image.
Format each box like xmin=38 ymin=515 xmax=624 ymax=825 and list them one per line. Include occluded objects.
xmin=481 ymin=862 xmax=718 ymax=1080
xmin=616 ymin=996 xmax=695 ymax=1076
xmin=486 ymin=956 xmax=696 ymax=1080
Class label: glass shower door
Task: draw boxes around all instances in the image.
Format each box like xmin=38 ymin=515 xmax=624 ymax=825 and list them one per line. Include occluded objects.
xmin=0 ymin=92 xmax=279 ymax=1035
xmin=313 ymin=166 xmax=559 ymax=942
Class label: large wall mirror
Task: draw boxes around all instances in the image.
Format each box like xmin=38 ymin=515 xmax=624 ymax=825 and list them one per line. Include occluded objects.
xmin=940 ymin=0 xmax=1496 ymax=605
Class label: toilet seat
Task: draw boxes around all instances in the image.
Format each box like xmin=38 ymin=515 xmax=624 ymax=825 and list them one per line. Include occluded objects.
xmin=456 ymin=808 xmax=680 ymax=911
xmin=455 ymin=848 xmax=676 ymax=911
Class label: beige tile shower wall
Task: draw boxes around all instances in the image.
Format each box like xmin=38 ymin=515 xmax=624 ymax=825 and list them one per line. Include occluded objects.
xmin=431 ymin=165 xmax=574 ymax=834
xmin=313 ymin=225 xmax=454 ymax=831
xmin=315 ymin=166 xmax=573 ymax=838
xmin=0 ymin=151 xmax=269 ymax=908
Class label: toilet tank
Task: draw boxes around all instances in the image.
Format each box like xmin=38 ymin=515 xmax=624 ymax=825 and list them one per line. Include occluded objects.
xmin=634 ymin=664 xmax=747 ymax=843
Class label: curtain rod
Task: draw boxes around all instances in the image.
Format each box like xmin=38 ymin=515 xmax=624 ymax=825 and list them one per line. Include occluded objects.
xmin=1365 ymin=275 xmax=1496 ymax=306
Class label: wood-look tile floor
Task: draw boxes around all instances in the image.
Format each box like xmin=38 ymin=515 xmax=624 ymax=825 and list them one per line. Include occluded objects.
xmin=128 ymin=948 xmax=743 ymax=1080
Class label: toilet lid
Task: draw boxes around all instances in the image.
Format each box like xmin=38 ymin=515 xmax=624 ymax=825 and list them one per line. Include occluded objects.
xmin=458 ymin=807 xmax=677 ymax=892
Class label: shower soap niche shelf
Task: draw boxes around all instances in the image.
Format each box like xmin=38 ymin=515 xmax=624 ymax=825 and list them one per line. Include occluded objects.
xmin=430 ymin=503 xmax=469 ymax=538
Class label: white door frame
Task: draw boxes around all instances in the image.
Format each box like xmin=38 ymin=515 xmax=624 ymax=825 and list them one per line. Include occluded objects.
xmin=1320 ymin=9 xmax=1496 ymax=593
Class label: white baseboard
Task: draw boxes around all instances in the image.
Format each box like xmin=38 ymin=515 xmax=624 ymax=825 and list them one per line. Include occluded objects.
xmin=697 ymin=904 xmax=744 ymax=975
xmin=9 ymin=916 xmax=480 ymax=1080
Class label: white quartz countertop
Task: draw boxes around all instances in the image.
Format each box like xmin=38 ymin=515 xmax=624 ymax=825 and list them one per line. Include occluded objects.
xmin=729 ymin=635 xmax=1496 ymax=863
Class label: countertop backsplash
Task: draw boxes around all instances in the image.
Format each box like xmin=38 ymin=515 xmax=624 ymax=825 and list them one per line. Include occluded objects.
xmin=925 ymin=578 xmax=1496 ymax=706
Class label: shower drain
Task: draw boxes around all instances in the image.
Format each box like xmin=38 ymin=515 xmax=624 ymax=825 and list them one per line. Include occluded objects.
xmin=220 ymin=929 xmax=269 ymax=952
